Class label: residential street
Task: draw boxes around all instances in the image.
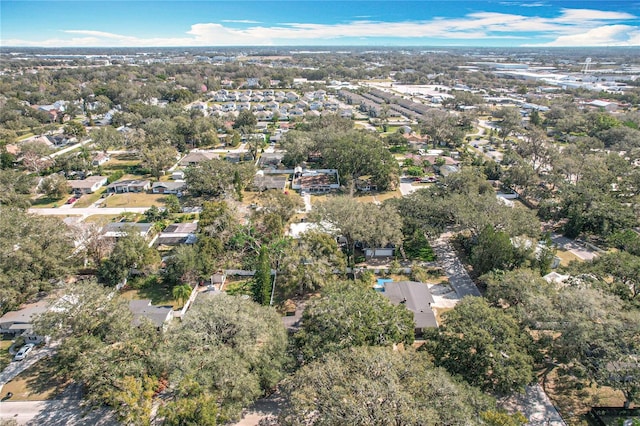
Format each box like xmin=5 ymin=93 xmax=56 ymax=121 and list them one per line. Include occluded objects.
xmin=46 ymin=139 xmax=93 ymax=160
xmin=28 ymin=207 xmax=150 ymax=217
xmin=0 ymin=398 xmax=118 ymax=425
xmin=431 ymin=234 xmax=481 ymax=298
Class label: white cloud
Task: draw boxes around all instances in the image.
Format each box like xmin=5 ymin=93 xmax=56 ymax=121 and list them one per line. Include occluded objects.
xmin=220 ymin=19 xmax=261 ymax=24
xmin=529 ymin=25 xmax=640 ymax=46
xmin=556 ymin=9 xmax=636 ymax=22
xmin=1 ymin=8 xmax=638 ymax=47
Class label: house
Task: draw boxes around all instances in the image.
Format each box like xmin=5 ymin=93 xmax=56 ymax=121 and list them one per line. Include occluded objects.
xmin=102 ymin=222 xmax=153 ymax=239
xmin=0 ymin=301 xmax=49 ymax=344
xmin=285 ymin=92 xmax=300 ymax=102
xmin=128 ymin=299 xmax=173 ymax=331
xmin=256 ymin=122 xmax=269 ymax=133
xmin=237 ymin=102 xmax=251 ymax=111
xmin=587 ymin=99 xmax=618 ymax=112
xmin=179 ymin=151 xmax=219 ymax=166
xmin=68 ymin=175 xmax=108 ymax=194
xmin=289 ymin=108 xmax=304 ymax=118
xmin=438 ymin=165 xmax=460 ymax=177
xmin=151 ymin=181 xmax=186 ymax=195
xmin=92 ymin=153 xmax=110 ymax=166
xmin=157 ymin=222 xmax=198 ymax=246
xmin=106 ymin=179 xmax=151 ymax=193
xmin=252 ymin=171 xmax=288 ymax=191
xmin=543 ymin=272 xmax=570 ymax=284
xmin=292 ymin=169 xmax=340 ymax=193
xmin=364 ymin=246 xmax=395 ymax=258
xmin=379 ymin=281 xmax=438 ymax=335
xmin=355 ymin=176 xmax=377 ymax=192
xmin=258 ymin=153 xmax=284 ymax=168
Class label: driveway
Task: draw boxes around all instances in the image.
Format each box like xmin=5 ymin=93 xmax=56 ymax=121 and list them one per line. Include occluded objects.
xmin=0 ymin=342 xmax=58 ymax=394
xmin=551 ymin=234 xmax=600 ymax=261
xmin=498 ymin=384 xmax=566 ymax=426
xmin=430 ymin=235 xmax=481 ymax=298
xmin=232 ymin=393 xmax=284 ymax=426
xmin=399 ymin=178 xmax=420 ymax=196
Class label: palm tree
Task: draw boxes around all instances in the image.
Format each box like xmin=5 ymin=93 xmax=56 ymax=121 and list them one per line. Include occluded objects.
xmin=172 ymin=284 xmax=192 ymax=309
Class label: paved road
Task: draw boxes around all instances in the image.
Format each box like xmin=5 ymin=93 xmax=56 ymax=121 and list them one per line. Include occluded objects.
xmin=46 ymin=139 xmax=93 ymax=159
xmin=0 ymin=399 xmax=119 ymax=426
xmin=431 ymin=234 xmax=481 ymax=298
xmin=28 ymin=207 xmax=150 ymax=217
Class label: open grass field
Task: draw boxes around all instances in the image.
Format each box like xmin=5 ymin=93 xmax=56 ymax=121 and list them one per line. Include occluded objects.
xmin=2 ymin=357 xmax=70 ymax=401
xmin=103 ymin=193 xmax=166 ymax=208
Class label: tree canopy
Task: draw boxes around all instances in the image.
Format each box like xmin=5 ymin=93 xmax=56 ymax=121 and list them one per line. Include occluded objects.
xmin=0 ymin=207 xmax=75 ymax=314
xmin=294 ymin=282 xmax=415 ymax=362
xmin=279 ymin=347 xmax=495 ymax=426
xmin=429 ymin=297 xmax=535 ymax=394
xmin=158 ymin=294 xmax=289 ymax=423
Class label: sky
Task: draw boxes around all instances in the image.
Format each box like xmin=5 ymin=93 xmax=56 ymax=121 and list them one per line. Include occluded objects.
xmin=1 ymin=0 xmax=639 ymax=48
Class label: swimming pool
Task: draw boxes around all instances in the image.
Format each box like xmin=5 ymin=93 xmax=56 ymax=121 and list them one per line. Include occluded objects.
xmin=374 ymin=278 xmax=393 ymax=291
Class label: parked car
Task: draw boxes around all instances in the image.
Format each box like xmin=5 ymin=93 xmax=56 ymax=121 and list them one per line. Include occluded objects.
xmin=66 ymin=197 xmax=77 ymax=204
xmin=13 ymin=343 xmax=35 ymax=361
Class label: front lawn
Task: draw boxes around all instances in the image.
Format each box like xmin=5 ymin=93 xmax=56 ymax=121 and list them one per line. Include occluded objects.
xmin=0 ymin=338 xmax=13 ymax=371
xmin=30 ymin=195 xmax=68 ymax=208
xmin=73 ymin=187 xmax=106 ymax=208
xmin=2 ymin=357 xmax=70 ymax=401
xmin=103 ymin=193 xmax=167 ymax=208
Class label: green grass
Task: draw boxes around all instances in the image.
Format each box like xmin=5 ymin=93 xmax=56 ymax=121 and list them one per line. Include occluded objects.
xmin=404 ymin=232 xmax=436 ymax=261
xmin=30 ymin=195 xmax=68 ymax=208
xmin=103 ymin=193 xmax=167 ymax=208
xmin=0 ymin=338 xmax=13 ymax=371
xmin=2 ymin=356 xmax=70 ymax=401
xmin=120 ymin=277 xmax=180 ymax=309
xmin=73 ymin=187 xmax=106 ymax=208
xmin=224 ymin=279 xmax=254 ymax=296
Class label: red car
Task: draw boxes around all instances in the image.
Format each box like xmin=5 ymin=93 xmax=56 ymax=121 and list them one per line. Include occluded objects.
xmin=66 ymin=197 xmax=77 ymax=204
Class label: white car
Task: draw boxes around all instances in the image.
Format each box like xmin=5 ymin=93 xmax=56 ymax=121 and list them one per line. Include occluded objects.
xmin=13 ymin=343 xmax=35 ymax=361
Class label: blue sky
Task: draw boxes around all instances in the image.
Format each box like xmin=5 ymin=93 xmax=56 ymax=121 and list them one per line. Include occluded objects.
xmin=1 ymin=1 xmax=639 ymax=47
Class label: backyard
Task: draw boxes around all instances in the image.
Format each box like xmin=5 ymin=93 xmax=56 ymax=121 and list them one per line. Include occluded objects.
xmin=119 ymin=277 xmax=181 ymax=309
